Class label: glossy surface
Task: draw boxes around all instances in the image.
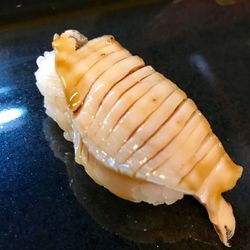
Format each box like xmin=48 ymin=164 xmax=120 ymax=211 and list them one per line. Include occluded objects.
xmin=0 ymin=1 xmax=249 ymax=249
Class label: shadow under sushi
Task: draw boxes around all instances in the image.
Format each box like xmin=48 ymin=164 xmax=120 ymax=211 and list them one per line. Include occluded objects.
xmin=43 ymin=117 xmax=223 ymax=249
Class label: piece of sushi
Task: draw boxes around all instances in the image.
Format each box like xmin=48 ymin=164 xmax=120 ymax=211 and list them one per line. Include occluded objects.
xmin=35 ymin=30 xmax=243 ymax=247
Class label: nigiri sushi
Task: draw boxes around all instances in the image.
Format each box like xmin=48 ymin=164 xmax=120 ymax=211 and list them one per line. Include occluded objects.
xmin=35 ymin=30 xmax=243 ymax=247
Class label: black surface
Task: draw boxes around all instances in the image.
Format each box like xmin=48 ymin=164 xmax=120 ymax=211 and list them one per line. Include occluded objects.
xmin=0 ymin=1 xmax=250 ymax=250
xmin=0 ymin=0 xmax=166 ymax=27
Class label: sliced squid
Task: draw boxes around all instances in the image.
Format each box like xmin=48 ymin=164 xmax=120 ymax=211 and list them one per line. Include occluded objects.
xmin=35 ymin=30 xmax=243 ymax=247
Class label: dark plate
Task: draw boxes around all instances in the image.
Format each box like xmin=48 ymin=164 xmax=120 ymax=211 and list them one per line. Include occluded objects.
xmin=0 ymin=1 xmax=249 ymax=249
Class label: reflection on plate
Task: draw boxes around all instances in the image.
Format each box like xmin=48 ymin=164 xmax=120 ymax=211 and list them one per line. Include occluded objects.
xmin=43 ymin=117 xmax=221 ymax=247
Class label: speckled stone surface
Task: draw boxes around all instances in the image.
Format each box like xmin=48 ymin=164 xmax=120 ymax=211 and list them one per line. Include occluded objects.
xmin=0 ymin=1 xmax=249 ymax=249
